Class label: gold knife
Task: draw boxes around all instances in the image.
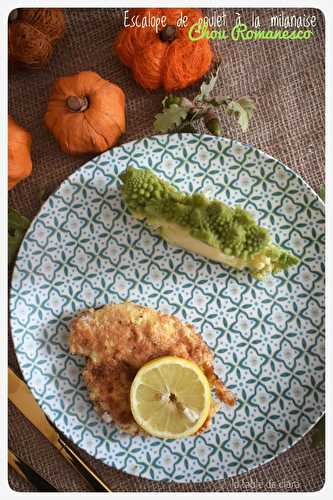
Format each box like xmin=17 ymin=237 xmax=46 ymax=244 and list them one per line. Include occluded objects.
xmin=9 ymin=448 xmax=58 ymax=491
xmin=8 ymin=368 xmax=111 ymax=492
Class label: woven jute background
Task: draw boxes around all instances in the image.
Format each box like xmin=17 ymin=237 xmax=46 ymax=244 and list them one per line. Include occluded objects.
xmin=8 ymin=8 xmax=325 ymax=492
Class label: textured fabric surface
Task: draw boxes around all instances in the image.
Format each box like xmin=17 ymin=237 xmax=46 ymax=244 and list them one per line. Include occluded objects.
xmin=8 ymin=7 xmax=325 ymax=492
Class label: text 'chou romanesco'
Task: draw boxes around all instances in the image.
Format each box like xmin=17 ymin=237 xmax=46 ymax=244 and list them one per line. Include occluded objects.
xmin=120 ymin=166 xmax=299 ymax=279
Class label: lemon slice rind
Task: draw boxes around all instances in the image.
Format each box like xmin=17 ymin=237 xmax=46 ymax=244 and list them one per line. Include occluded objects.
xmin=130 ymin=356 xmax=211 ymax=439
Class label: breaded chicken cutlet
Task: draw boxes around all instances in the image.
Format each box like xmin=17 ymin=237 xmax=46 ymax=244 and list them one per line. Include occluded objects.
xmin=69 ymin=302 xmax=235 ymax=435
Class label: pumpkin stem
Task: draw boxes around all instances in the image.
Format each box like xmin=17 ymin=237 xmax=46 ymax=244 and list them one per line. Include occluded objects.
xmin=9 ymin=9 xmax=19 ymax=22
xmin=66 ymin=96 xmax=89 ymax=113
xmin=159 ymin=25 xmax=177 ymax=43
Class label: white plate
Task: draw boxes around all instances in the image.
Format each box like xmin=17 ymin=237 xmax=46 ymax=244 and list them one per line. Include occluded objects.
xmin=10 ymin=134 xmax=325 ymax=482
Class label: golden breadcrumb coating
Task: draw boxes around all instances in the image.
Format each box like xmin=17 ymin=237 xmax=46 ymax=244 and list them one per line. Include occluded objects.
xmin=69 ymin=302 xmax=235 ymax=435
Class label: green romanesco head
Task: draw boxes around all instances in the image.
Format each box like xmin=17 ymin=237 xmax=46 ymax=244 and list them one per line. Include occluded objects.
xmin=206 ymin=201 xmax=269 ymax=258
xmin=120 ymin=167 xmax=299 ymax=279
xmin=153 ymin=198 xmax=192 ymax=226
xmin=243 ymin=225 xmax=270 ymax=258
xmin=266 ymin=246 xmax=300 ymax=274
xmin=249 ymin=245 xmax=299 ymax=279
xmin=120 ymin=166 xmax=179 ymax=215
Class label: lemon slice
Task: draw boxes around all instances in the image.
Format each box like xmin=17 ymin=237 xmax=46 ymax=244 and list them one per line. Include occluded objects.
xmin=130 ymin=356 xmax=211 ymax=439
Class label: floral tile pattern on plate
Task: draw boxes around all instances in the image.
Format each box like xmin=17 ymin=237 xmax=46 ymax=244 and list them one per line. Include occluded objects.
xmin=10 ymin=134 xmax=325 ymax=483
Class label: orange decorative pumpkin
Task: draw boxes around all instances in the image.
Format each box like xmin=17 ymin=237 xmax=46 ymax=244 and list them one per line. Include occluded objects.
xmin=8 ymin=115 xmax=32 ymax=191
xmin=44 ymin=71 xmax=126 ymax=155
xmin=114 ymin=8 xmax=213 ymax=92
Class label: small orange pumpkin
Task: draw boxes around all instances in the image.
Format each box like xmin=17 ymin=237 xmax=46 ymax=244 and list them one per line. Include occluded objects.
xmin=114 ymin=8 xmax=213 ymax=92
xmin=44 ymin=71 xmax=126 ymax=155
xmin=8 ymin=115 xmax=32 ymax=191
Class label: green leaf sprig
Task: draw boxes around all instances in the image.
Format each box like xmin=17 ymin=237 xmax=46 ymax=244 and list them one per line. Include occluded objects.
xmin=153 ymin=62 xmax=256 ymax=136
xmin=8 ymin=208 xmax=30 ymax=266
xmin=311 ymin=415 xmax=325 ymax=448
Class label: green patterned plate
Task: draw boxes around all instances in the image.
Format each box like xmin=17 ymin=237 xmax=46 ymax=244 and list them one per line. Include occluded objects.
xmin=10 ymin=134 xmax=325 ymax=483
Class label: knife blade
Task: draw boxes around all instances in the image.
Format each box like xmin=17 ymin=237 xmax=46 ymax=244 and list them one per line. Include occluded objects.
xmin=8 ymin=448 xmax=58 ymax=491
xmin=8 ymin=368 xmax=111 ymax=492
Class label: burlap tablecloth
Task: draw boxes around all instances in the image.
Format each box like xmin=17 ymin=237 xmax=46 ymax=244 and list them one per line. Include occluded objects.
xmin=8 ymin=8 xmax=325 ymax=492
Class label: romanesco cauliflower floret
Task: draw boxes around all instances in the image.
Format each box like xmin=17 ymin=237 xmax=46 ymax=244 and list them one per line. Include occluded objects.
xmin=120 ymin=166 xmax=179 ymax=213
xmin=249 ymin=245 xmax=299 ymax=279
xmin=119 ymin=166 xmax=299 ymax=279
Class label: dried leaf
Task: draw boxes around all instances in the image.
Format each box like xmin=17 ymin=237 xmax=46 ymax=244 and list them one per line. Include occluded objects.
xmin=153 ymin=105 xmax=188 ymax=134
xmin=237 ymin=96 xmax=256 ymax=119
xmin=153 ymin=61 xmax=256 ymax=136
xmin=226 ymin=97 xmax=256 ymax=132
xmin=196 ymin=61 xmax=221 ymax=102
xmin=207 ymin=95 xmax=232 ymax=107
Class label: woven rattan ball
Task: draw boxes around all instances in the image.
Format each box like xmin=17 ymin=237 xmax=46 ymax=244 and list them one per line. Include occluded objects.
xmin=8 ymin=8 xmax=65 ymax=68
